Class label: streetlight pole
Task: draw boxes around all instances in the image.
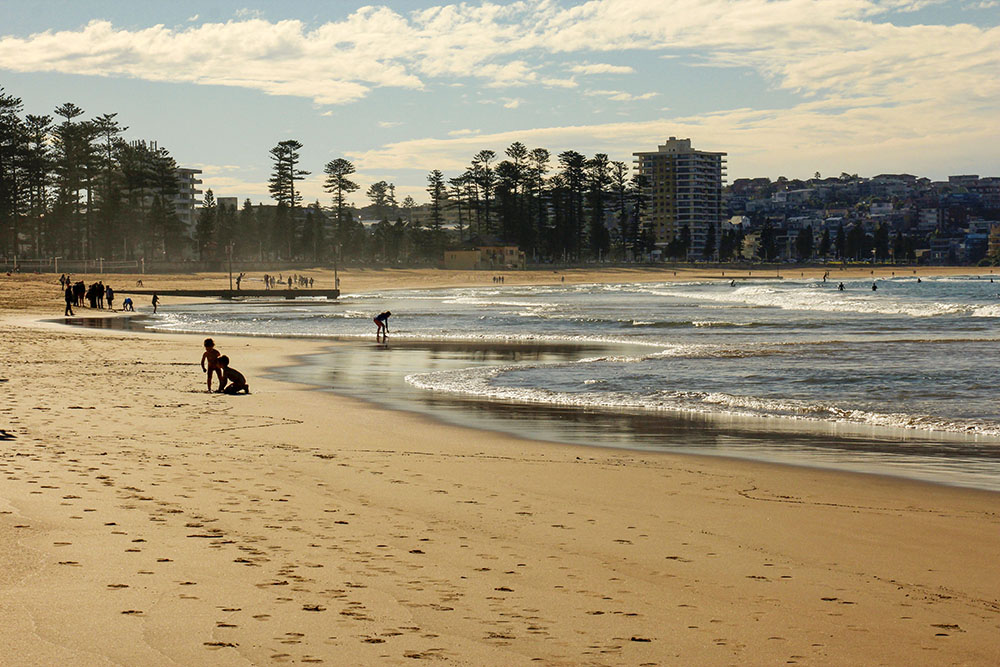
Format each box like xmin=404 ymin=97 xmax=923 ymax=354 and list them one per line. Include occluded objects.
xmin=334 ymin=244 xmax=341 ymax=290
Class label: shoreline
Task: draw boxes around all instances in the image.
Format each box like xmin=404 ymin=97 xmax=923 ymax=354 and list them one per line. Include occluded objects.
xmin=2 ymin=269 xmax=1000 ymax=663
xmin=60 ymin=312 xmax=1000 ymax=493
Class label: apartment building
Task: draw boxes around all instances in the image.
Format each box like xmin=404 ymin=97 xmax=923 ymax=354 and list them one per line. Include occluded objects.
xmin=633 ymin=137 xmax=727 ymax=258
xmin=172 ymin=167 xmax=203 ymax=234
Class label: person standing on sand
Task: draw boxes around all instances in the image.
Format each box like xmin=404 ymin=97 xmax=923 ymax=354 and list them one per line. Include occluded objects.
xmin=201 ymin=338 xmax=223 ymax=392
xmin=106 ymin=285 xmax=114 ymax=311
xmin=374 ymin=311 xmax=391 ymax=338
xmin=152 ymin=293 xmax=159 ymax=313
xmin=216 ymin=355 xmax=250 ymax=394
xmin=64 ymin=285 xmax=74 ymax=316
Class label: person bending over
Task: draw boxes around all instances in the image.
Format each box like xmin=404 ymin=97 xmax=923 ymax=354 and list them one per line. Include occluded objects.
xmin=216 ymin=355 xmax=250 ymax=395
xmin=374 ymin=311 xmax=391 ymax=337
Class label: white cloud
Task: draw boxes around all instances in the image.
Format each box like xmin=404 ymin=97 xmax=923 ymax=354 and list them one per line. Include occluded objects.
xmin=0 ymin=0 xmax=995 ymax=182
xmin=378 ymin=121 xmax=403 ymax=128
xmin=347 ymin=90 xmax=998 ymax=181
xmin=502 ymin=97 xmax=523 ymax=109
xmin=570 ymin=63 xmax=635 ymax=75
xmin=586 ymin=89 xmax=659 ymax=101
xmin=0 ymin=0 xmax=995 ymax=117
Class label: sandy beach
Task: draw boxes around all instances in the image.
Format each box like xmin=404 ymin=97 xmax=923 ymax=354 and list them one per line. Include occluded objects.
xmin=1 ymin=267 xmax=999 ymax=665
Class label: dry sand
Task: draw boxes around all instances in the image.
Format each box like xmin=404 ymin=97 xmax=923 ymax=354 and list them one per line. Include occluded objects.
xmin=1 ymin=267 xmax=998 ymax=665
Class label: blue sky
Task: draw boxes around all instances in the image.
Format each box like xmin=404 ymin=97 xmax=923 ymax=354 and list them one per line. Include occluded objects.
xmin=1 ymin=0 xmax=998 ymax=205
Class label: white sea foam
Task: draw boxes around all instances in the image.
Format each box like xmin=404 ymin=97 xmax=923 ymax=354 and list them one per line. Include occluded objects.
xmin=970 ymin=303 xmax=1000 ymax=318
xmin=662 ymin=284 xmax=981 ymax=318
xmin=692 ymin=320 xmax=753 ymax=327
xmin=404 ymin=366 xmax=1000 ymax=437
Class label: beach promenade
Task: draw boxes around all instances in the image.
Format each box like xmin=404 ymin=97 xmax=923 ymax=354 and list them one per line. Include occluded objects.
xmin=1 ymin=267 xmax=998 ymax=665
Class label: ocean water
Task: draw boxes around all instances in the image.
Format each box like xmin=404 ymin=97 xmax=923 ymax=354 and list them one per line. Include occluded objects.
xmin=140 ymin=274 xmax=1000 ymax=491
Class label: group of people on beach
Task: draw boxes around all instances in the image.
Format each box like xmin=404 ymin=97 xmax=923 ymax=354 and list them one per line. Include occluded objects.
xmin=200 ymin=338 xmax=250 ymax=395
xmin=262 ymin=273 xmax=314 ymax=290
xmin=61 ymin=275 xmax=122 ymax=315
xmin=60 ymin=274 xmax=141 ymax=316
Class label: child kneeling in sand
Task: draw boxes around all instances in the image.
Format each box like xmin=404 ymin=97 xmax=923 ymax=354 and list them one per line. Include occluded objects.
xmin=216 ymin=355 xmax=250 ymax=395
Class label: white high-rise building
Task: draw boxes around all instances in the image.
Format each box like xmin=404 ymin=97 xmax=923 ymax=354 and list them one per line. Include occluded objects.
xmin=633 ymin=137 xmax=727 ymax=258
xmin=172 ymin=167 xmax=203 ymax=234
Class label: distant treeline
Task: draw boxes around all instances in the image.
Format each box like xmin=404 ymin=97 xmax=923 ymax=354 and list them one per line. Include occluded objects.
xmin=0 ymin=88 xmax=187 ymax=261
xmin=252 ymin=139 xmax=655 ymax=264
xmin=0 ymin=86 xmax=653 ymax=265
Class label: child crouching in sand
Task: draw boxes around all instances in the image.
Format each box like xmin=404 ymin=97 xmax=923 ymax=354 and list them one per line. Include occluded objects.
xmin=216 ymin=355 xmax=250 ymax=395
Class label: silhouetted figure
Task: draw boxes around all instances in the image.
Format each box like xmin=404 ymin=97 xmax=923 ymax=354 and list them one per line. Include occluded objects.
xmin=152 ymin=293 xmax=159 ymax=313
xmin=106 ymin=285 xmax=114 ymax=310
xmin=374 ymin=311 xmax=391 ymax=339
xmin=217 ymin=355 xmax=250 ymax=395
xmin=838 ymin=282 xmax=845 ymax=291
xmin=201 ymin=338 xmax=223 ymax=392
xmin=64 ymin=286 xmax=74 ymax=316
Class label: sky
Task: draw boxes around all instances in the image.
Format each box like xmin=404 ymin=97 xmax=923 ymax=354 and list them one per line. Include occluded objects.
xmin=1 ymin=0 xmax=998 ymax=206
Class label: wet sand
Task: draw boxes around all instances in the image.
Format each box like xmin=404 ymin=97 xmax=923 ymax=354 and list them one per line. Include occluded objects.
xmin=1 ymin=268 xmax=999 ymax=664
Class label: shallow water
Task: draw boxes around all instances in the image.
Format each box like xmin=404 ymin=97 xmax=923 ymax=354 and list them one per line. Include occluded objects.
xmin=90 ymin=274 xmax=1000 ymax=491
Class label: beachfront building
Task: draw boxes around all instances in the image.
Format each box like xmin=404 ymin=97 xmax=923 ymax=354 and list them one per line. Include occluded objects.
xmin=634 ymin=137 xmax=727 ymax=258
xmin=171 ymin=167 xmax=203 ymax=236
xmin=443 ymin=245 xmax=525 ymax=270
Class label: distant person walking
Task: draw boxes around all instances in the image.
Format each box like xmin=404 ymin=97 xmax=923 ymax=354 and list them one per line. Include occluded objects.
xmin=152 ymin=293 xmax=159 ymax=313
xmin=64 ymin=285 xmax=74 ymax=316
xmin=374 ymin=311 xmax=391 ymax=338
